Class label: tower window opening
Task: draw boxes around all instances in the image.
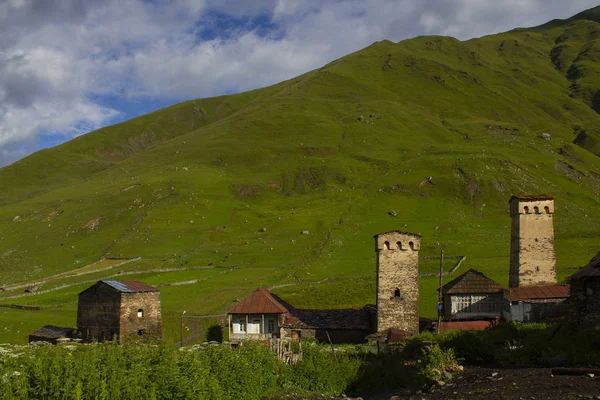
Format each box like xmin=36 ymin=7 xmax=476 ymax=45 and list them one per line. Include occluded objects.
xmin=544 ymin=206 xmax=550 ymax=214
xmin=396 ymin=241 xmax=402 ymax=250
xmin=394 ymin=288 xmax=401 ymax=298
xmin=533 ymin=206 xmax=539 ymax=214
xmin=384 ymin=241 xmax=391 ymax=250
xmin=137 ymin=309 xmax=144 ymax=318
xmin=409 ymin=241 xmax=415 ymax=250
xmin=536 ymin=266 xmax=540 ymax=272
xmin=523 ymin=206 xmax=530 ymax=214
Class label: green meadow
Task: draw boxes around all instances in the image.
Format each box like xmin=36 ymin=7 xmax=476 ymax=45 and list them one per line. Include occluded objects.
xmin=1 ymin=7 xmax=600 ymax=343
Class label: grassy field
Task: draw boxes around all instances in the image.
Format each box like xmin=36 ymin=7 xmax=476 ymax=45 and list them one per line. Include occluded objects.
xmin=1 ymin=8 xmax=600 ymax=343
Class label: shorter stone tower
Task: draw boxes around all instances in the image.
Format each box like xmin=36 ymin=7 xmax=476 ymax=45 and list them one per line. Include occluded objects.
xmin=509 ymin=195 xmax=557 ymax=288
xmin=374 ymin=231 xmax=420 ymax=334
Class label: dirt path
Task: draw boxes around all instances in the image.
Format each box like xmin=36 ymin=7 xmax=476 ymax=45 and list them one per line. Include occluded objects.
xmin=375 ymin=367 xmax=600 ymax=400
xmin=273 ymin=367 xmax=600 ymax=400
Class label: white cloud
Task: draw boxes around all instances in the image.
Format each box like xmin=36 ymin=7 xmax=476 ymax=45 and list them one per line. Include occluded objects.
xmin=0 ymin=0 xmax=599 ymax=166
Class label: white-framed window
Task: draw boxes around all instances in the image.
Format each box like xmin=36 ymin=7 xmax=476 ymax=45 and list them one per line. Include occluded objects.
xmin=137 ymin=309 xmax=144 ymax=318
xmin=451 ymin=294 xmax=500 ymax=314
xmin=240 ymin=320 xmax=246 ymax=332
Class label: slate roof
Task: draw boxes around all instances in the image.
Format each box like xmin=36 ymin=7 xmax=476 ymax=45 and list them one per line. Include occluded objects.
xmin=509 ymin=195 xmax=554 ymax=202
xmin=507 ymin=285 xmax=570 ymax=301
xmin=228 ymin=288 xmax=289 ymax=314
xmin=101 ymin=280 xmax=159 ymax=293
xmin=569 ymin=251 xmax=600 ymax=280
xmin=29 ymin=325 xmax=75 ymax=339
xmin=283 ymin=306 xmax=373 ymax=331
xmin=373 ymin=231 xmax=421 ymax=238
xmin=441 ymin=269 xmax=504 ymax=295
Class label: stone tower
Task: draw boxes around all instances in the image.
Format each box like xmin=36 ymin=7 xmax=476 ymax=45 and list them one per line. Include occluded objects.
xmin=374 ymin=231 xmax=420 ymax=334
xmin=509 ymin=195 xmax=557 ymax=288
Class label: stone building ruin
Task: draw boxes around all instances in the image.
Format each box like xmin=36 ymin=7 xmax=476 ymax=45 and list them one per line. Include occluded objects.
xmin=374 ymin=231 xmax=420 ymax=334
xmin=509 ymin=195 xmax=557 ymax=288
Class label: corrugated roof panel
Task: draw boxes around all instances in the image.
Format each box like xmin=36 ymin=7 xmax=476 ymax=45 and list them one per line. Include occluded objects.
xmin=101 ymin=280 xmax=159 ymax=293
xmin=228 ymin=288 xmax=288 ymax=314
xmin=508 ymin=285 xmax=569 ymax=301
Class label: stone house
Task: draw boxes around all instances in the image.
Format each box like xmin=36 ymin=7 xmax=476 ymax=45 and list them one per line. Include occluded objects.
xmin=77 ymin=280 xmax=162 ymax=343
xmin=439 ymin=269 xmax=504 ymax=320
xmin=227 ymin=288 xmax=374 ymax=344
xmin=374 ymin=231 xmax=420 ymax=335
xmin=227 ymin=287 xmax=287 ymax=341
xmin=281 ymin=306 xmax=374 ymax=344
xmin=29 ymin=325 xmax=77 ymax=344
xmin=503 ymin=285 xmax=570 ymax=322
xmin=567 ymin=251 xmax=600 ymax=328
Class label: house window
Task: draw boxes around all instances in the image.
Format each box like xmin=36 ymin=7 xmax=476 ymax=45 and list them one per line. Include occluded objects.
xmin=138 ymin=329 xmax=145 ymax=336
xmin=452 ymin=295 xmax=500 ymax=314
xmin=137 ymin=309 xmax=144 ymax=318
xmin=267 ymin=319 xmax=275 ymax=333
xmin=240 ymin=320 xmax=246 ymax=332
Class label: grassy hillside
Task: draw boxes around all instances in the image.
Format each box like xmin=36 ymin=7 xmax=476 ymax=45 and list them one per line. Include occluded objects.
xmin=1 ymin=7 xmax=600 ymax=344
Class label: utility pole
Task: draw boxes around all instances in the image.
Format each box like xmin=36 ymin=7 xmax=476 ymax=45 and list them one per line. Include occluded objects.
xmin=437 ymin=249 xmax=444 ymax=334
xmin=180 ymin=310 xmax=186 ymax=347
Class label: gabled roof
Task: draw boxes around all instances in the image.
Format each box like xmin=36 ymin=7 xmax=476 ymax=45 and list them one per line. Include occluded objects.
xmin=228 ymin=288 xmax=289 ymax=314
xmin=373 ymin=230 xmax=421 ymax=238
xmin=441 ymin=269 xmax=504 ymax=295
xmin=507 ymin=285 xmax=570 ymax=301
xmin=569 ymin=251 xmax=600 ymax=280
xmin=509 ymin=194 xmax=554 ymax=202
xmin=101 ymin=280 xmax=159 ymax=293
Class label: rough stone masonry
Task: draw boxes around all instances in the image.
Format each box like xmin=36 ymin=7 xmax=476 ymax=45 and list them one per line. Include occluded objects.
xmin=375 ymin=231 xmax=420 ymax=334
xmin=509 ymin=195 xmax=557 ymax=288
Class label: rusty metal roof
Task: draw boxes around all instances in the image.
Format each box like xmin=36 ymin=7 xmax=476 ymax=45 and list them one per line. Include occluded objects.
xmin=228 ymin=288 xmax=289 ymax=314
xmin=438 ymin=320 xmax=494 ymax=331
xmin=509 ymin=194 xmax=554 ymax=202
xmin=507 ymin=285 xmax=570 ymax=301
xmin=569 ymin=251 xmax=600 ymax=280
xmin=441 ymin=269 xmax=504 ymax=295
xmin=101 ymin=280 xmax=159 ymax=293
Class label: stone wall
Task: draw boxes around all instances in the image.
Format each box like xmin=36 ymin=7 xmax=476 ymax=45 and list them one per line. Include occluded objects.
xmin=375 ymin=231 xmax=420 ymax=334
xmin=119 ymin=291 xmax=162 ymax=343
xmin=280 ymin=327 xmax=365 ymax=344
xmin=568 ymin=278 xmax=600 ymax=329
xmin=509 ymin=198 xmax=557 ymax=287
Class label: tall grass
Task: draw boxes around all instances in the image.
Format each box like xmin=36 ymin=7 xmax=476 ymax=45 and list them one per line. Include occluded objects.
xmin=0 ymin=340 xmax=446 ymax=399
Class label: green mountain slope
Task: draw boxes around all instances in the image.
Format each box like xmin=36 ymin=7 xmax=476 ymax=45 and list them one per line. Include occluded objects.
xmin=1 ymin=7 xmax=600 ymax=343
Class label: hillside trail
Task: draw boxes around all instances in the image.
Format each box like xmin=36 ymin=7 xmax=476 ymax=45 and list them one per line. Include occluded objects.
xmin=0 ymin=261 xmax=236 ymax=301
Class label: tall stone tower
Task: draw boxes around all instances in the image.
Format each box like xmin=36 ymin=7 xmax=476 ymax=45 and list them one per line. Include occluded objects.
xmin=509 ymin=195 xmax=557 ymax=288
xmin=374 ymin=231 xmax=420 ymax=334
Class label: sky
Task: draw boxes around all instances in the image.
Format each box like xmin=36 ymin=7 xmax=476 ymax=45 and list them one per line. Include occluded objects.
xmin=0 ymin=0 xmax=598 ymax=166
